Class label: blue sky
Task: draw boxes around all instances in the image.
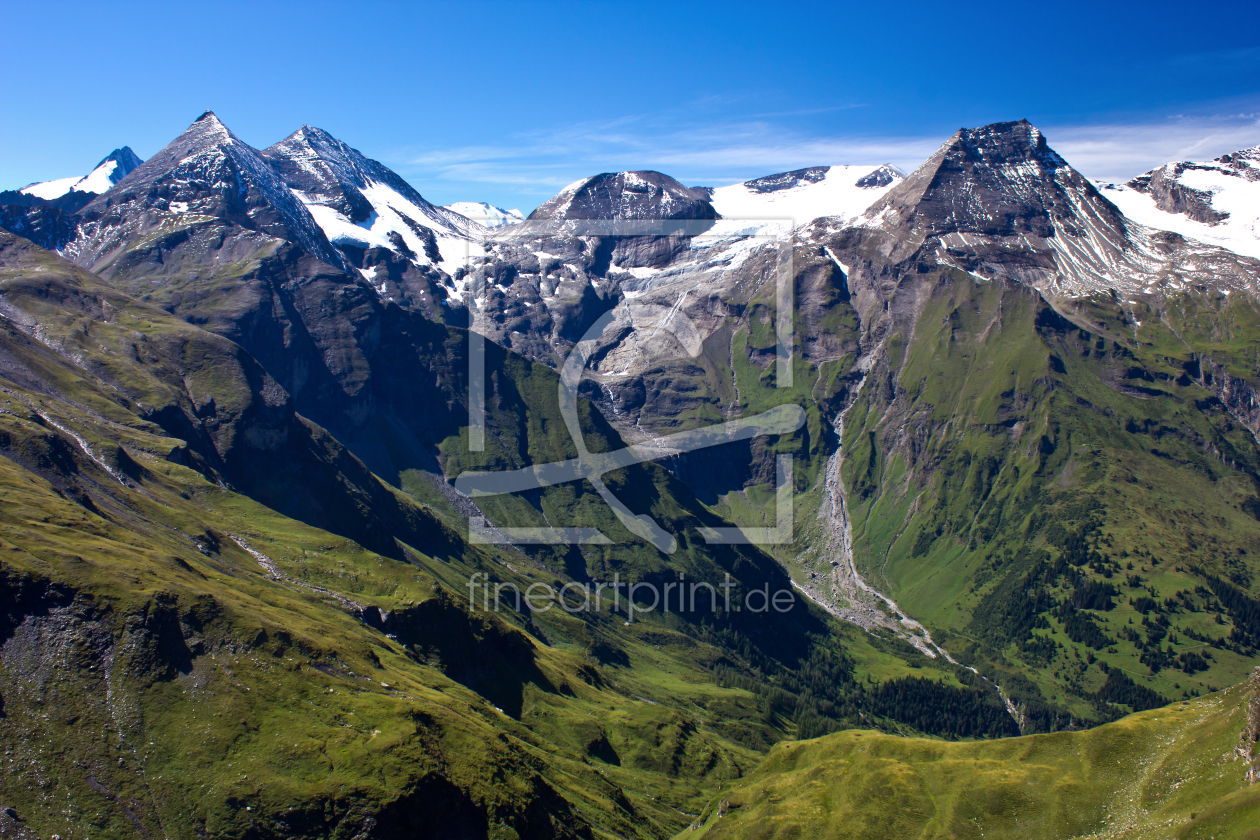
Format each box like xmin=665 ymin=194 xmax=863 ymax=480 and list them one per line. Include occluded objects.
xmin=2 ymin=0 xmax=1258 ymax=212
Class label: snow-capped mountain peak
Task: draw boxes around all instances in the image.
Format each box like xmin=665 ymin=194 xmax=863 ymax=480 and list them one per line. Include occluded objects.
xmin=856 ymin=119 xmax=1260 ymax=299
xmin=529 ymin=171 xmax=717 ymax=221
xmin=75 ymin=147 xmax=144 ymax=194
xmin=18 ymin=146 xmax=143 ymax=200
xmin=855 ymin=163 xmax=905 ymax=189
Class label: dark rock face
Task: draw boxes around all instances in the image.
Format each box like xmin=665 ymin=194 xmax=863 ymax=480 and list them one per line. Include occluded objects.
xmin=529 ymin=171 xmax=717 ymax=221
xmin=1190 ymin=358 xmax=1260 ymax=439
xmin=472 ymin=172 xmax=719 ymax=341
xmin=371 ymin=771 xmax=592 ymax=840
xmin=70 ymin=111 xmax=342 ymax=270
xmin=0 ymin=804 xmax=37 ymax=840
xmin=524 ymin=171 xmax=718 ymax=275
xmin=1119 ymin=145 xmax=1258 ymax=232
xmin=364 ymin=592 xmax=539 ymax=717
xmin=459 ymin=231 xmax=617 ymax=364
xmin=367 ymin=775 xmax=490 ymax=840
xmin=1125 ymin=143 xmax=1260 ymax=229
xmin=0 ymin=189 xmax=97 ymax=214
xmin=743 ymin=166 xmax=830 ymax=193
xmin=1215 ymin=145 xmax=1260 ymax=179
xmin=1127 ymin=163 xmax=1230 ymax=225
xmin=0 ymin=204 xmax=75 ymax=250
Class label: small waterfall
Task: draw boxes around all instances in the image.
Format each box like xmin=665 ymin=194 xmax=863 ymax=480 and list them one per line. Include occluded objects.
xmin=794 ymin=377 xmax=1025 ymax=730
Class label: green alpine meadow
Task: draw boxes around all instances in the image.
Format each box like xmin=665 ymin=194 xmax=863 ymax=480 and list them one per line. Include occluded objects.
xmin=2 ymin=83 xmax=1260 ymax=840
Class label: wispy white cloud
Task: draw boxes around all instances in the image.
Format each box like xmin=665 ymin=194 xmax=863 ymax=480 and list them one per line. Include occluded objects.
xmin=1045 ymin=113 xmax=1260 ymax=183
xmin=391 ymin=115 xmax=943 ymax=201
xmin=387 ymin=110 xmax=1260 ymax=208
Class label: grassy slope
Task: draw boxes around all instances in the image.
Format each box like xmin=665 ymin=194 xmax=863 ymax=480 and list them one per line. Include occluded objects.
xmin=686 ymin=677 xmax=1260 ymax=840
xmin=0 ymin=236 xmax=774 ymax=838
xmin=0 ymin=329 xmax=779 ymax=838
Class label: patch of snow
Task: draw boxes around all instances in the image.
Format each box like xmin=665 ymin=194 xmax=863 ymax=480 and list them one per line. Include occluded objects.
xmin=823 ymin=246 xmax=850 ymax=279
xmin=360 ymin=181 xmax=486 ymax=269
xmin=304 ymin=203 xmax=395 ymax=250
xmin=19 ymin=176 xmax=81 ymax=200
xmin=1096 ymin=181 xmax=1260 ymax=260
xmin=616 ymin=266 xmax=661 ymax=279
xmin=1092 ymin=146 xmax=1260 ymax=260
xmin=435 ymin=232 xmax=482 ymax=276
xmin=73 ymin=159 xmax=119 ymax=194
xmin=709 ymin=164 xmax=905 ymax=233
xmin=298 ymin=183 xmax=487 ymax=274
xmin=701 ymin=218 xmax=793 ymax=241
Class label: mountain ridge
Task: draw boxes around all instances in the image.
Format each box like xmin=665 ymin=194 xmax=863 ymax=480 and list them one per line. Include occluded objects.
xmin=69 ymin=111 xmax=343 ymax=271
xmin=855 ymin=119 xmax=1260 ymax=300
xmin=529 ymin=170 xmax=719 ymax=221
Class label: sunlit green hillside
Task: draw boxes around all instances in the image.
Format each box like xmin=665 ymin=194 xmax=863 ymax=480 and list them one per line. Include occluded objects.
xmin=686 ymin=671 xmax=1260 ymax=840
